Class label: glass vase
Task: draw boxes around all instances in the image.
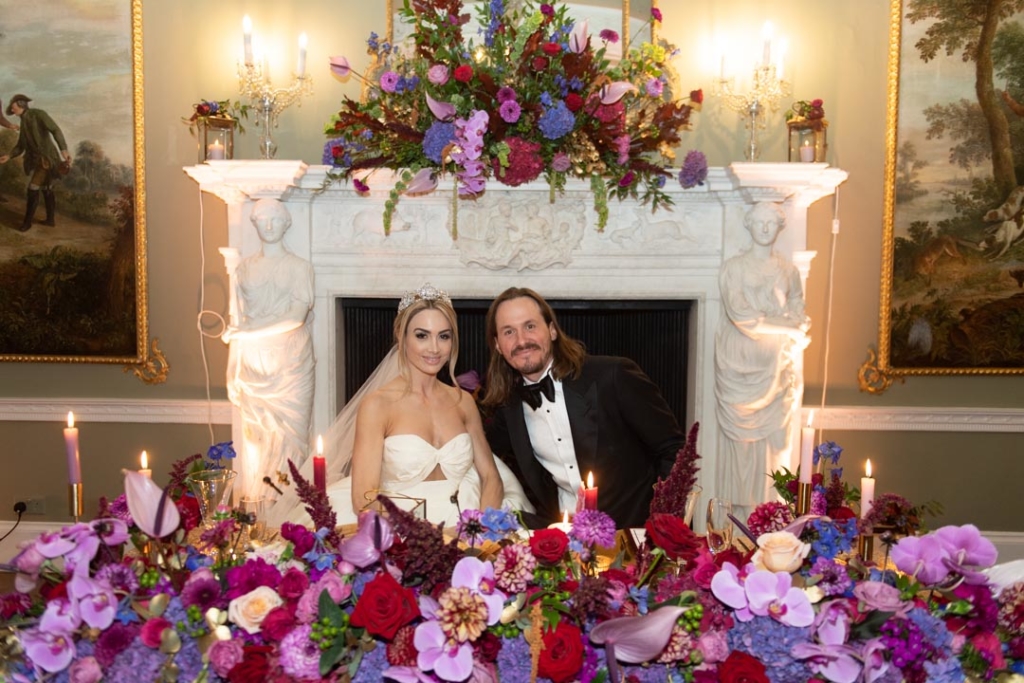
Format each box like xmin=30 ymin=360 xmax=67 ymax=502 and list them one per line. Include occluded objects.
xmin=197 ymin=117 xmax=236 ymax=163
xmin=787 ymin=122 xmax=828 ymax=163
xmin=185 ymin=469 xmax=237 ymax=528
xmin=239 ymin=495 xmax=267 ymax=543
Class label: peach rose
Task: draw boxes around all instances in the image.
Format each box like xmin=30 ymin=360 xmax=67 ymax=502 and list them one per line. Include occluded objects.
xmin=752 ymin=531 xmax=810 ymax=573
xmin=227 ymin=585 xmax=284 ymax=634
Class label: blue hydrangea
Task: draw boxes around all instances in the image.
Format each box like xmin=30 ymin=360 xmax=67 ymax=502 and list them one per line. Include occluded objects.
xmin=480 ymin=507 xmax=520 ymax=541
xmin=353 ymin=642 xmax=389 ymax=682
xmin=496 ymin=635 xmax=533 ymax=683
xmin=422 ymin=121 xmax=456 ymax=164
xmin=538 ymin=100 xmax=576 ymax=140
xmin=727 ymin=615 xmax=814 ymax=683
xmin=540 ymin=91 xmax=554 ymax=107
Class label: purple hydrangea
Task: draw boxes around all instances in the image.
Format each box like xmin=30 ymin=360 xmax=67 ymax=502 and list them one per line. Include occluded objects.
xmin=496 ymin=635 xmax=532 ymax=682
xmin=727 ymin=615 xmax=814 ymax=683
xmin=538 ymin=100 xmax=576 ymax=140
xmin=678 ymin=150 xmax=708 ymax=189
xmin=422 ymin=121 xmax=456 ymax=163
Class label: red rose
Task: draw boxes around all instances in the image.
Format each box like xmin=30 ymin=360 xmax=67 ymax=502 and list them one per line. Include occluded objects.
xmin=828 ymin=506 xmax=857 ymax=521
xmin=473 ymin=631 xmax=502 ymax=663
xmin=454 ymin=65 xmax=474 ymax=83
xmin=227 ymin=645 xmax=273 ymax=683
xmin=690 ymin=89 xmax=704 ymax=104
xmin=718 ymin=651 xmax=769 ymax=683
xmin=530 ymin=528 xmax=570 ymax=564
xmin=176 ymin=495 xmax=201 ymax=532
xmin=542 ymin=42 xmax=561 ymax=56
xmin=196 ymin=103 xmax=211 ymax=116
xmin=278 ymin=567 xmax=309 ymax=600
xmin=565 ymin=93 xmax=584 ymax=112
xmin=532 ymin=56 xmax=550 ymax=71
xmin=350 ymin=570 xmax=420 ymax=640
xmin=259 ymin=604 xmax=296 ymax=642
xmin=538 ymin=621 xmax=584 ymax=683
xmin=601 ymin=567 xmax=635 ymax=586
xmin=645 ymin=513 xmax=701 ymax=562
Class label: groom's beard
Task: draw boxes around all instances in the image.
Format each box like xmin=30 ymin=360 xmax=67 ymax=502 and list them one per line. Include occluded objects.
xmin=511 ymin=342 xmax=547 ymax=377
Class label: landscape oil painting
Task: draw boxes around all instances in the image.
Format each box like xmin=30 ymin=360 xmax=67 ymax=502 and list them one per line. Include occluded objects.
xmin=878 ymin=0 xmax=1024 ymax=377
xmin=0 ymin=0 xmax=146 ymax=363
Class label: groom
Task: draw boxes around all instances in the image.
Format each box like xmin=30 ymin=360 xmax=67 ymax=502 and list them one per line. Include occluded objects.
xmin=482 ymin=287 xmax=685 ymax=529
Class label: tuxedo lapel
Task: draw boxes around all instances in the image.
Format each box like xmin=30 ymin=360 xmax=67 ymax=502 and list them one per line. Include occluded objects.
xmin=563 ymin=373 xmax=598 ymax=472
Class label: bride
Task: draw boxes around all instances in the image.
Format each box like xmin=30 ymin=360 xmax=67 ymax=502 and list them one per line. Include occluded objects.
xmin=266 ymin=284 xmax=533 ymax=528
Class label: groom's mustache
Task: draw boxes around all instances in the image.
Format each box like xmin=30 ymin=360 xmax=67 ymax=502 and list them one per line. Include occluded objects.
xmin=512 ymin=343 xmax=541 ymax=355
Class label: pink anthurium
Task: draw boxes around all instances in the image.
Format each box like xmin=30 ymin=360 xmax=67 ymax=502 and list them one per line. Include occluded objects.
xmin=339 ymin=510 xmax=394 ymax=568
xmin=329 ymin=55 xmax=351 ymax=78
xmin=600 ymin=81 xmax=638 ymax=105
xmin=122 ymin=469 xmax=180 ymax=539
xmin=569 ymin=19 xmax=589 ymax=54
xmin=425 ymin=92 xmax=456 ymax=121
xmin=404 ymin=168 xmax=438 ymax=195
xmin=588 ymin=605 xmax=685 ymax=662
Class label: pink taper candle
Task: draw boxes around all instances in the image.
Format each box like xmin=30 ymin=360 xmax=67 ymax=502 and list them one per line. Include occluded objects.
xmin=583 ymin=471 xmax=598 ymax=510
xmin=64 ymin=411 xmax=82 ymax=484
xmin=313 ymin=434 xmax=326 ymax=494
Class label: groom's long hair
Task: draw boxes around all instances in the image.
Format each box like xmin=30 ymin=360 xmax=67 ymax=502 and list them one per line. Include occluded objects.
xmin=482 ymin=287 xmax=586 ymax=408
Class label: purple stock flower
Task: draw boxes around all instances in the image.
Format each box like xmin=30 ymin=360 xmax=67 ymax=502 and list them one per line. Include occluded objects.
xmin=499 ymin=99 xmax=521 ymax=123
xmin=452 ymin=110 xmax=489 ymax=195
xmin=651 ymin=7 xmax=663 ymax=22
xmin=380 ymin=71 xmax=400 ymax=93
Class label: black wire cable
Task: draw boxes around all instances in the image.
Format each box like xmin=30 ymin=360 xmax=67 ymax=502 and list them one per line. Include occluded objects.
xmin=0 ymin=503 xmax=26 ymax=543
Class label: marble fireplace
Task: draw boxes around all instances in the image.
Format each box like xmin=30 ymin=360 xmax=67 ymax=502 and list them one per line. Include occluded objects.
xmin=186 ymin=161 xmax=847 ymax=505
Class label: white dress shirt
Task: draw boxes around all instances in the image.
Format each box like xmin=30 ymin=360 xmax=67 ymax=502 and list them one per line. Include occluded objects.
xmin=522 ymin=364 xmax=583 ymax=514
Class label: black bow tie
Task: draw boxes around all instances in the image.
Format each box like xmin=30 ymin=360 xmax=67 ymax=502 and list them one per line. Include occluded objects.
xmin=519 ymin=374 xmax=555 ymax=410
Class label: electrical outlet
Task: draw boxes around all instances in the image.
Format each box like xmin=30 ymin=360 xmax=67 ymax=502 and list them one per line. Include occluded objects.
xmin=24 ymin=498 xmax=45 ymax=515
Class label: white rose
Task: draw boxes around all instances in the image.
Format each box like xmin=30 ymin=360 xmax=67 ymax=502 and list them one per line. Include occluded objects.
xmin=752 ymin=531 xmax=810 ymax=573
xmin=227 ymin=585 xmax=284 ymax=634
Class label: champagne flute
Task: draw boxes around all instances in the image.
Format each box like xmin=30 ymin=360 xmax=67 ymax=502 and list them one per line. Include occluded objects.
xmin=706 ymin=498 xmax=733 ymax=554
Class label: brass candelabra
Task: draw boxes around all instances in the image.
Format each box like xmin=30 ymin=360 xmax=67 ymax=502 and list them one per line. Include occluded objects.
xmin=237 ymin=62 xmax=313 ymax=159
xmin=713 ymin=64 xmax=791 ymax=161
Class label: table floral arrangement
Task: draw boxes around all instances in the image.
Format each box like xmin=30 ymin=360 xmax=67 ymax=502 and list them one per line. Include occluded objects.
xmin=3 ymin=427 xmax=1024 ymax=683
xmin=323 ymin=0 xmax=703 ymax=234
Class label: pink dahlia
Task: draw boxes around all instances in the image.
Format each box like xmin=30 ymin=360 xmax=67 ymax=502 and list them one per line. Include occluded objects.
xmin=746 ymin=501 xmax=794 ymax=538
xmin=493 ymin=136 xmax=544 ymax=187
xmin=493 ymin=542 xmax=537 ymax=594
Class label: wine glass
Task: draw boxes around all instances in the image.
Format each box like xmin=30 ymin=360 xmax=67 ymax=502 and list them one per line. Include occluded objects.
xmin=706 ymin=498 xmax=734 ymax=555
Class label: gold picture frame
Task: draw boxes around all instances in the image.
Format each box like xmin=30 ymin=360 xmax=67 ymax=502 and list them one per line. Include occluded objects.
xmin=0 ymin=0 xmax=163 ymax=381
xmin=861 ymin=0 xmax=1024 ymax=393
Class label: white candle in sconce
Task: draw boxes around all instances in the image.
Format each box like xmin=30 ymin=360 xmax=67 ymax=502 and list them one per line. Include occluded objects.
xmin=799 ymin=410 xmax=815 ymax=483
xmin=297 ymin=33 xmax=308 ymax=78
xmin=860 ymin=460 xmax=876 ymax=520
xmin=206 ymin=140 xmax=225 ymax=160
xmin=242 ymin=15 xmax=254 ymax=66
xmin=761 ymin=21 xmax=773 ymax=66
xmin=800 ymin=139 xmax=815 ymax=163
xmin=139 ymin=450 xmax=152 ymax=478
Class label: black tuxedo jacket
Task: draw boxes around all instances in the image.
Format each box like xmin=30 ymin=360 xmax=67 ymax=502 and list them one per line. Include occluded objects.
xmin=486 ymin=355 xmax=684 ymax=529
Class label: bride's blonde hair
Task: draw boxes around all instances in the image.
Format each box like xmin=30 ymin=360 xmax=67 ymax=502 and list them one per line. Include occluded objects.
xmin=394 ymin=295 xmax=460 ymax=385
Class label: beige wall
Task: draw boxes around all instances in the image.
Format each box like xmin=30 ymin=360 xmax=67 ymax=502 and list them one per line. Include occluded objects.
xmin=0 ymin=1 xmax=1021 ymax=528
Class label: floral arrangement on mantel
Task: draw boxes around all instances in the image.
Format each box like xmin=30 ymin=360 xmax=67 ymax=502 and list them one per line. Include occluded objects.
xmin=323 ymin=0 xmax=704 ymax=234
xmin=785 ymin=98 xmax=827 ymax=131
xmin=3 ymin=427 xmax=1024 ymax=683
xmin=183 ymin=99 xmax=250 ymax=136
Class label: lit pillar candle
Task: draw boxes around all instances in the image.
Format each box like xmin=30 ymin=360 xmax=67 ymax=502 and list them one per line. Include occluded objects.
xmin=242 ymin=15 xmax=254 ymax=66
xmin=139 ymin=450 xmax=152 ymax=478
xmin=63 ymin=411 xmax=82 ymax=485
xmin=206 ymin=140 xmax=225 ymax=160
xmin=583 ymin=471 xmax=598 ymax=510
xmin=297 ymin=33 xmax=308 ymax=78
xmin=761 ymin=21 xmax=773 ymax=66
xmin=548 ymin=510 xmax=573 ymax=533
xmin=861 ymin=460 xmax=876 ymax=519
xmin=313 ymin=435 xmax=326 ymax=494
xmin=799 ymin=410 xmax=815 ymax=484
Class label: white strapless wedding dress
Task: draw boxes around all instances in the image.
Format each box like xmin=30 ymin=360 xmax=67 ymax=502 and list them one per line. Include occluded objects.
xmin=325 ymin=433 xmax=534 ymax=528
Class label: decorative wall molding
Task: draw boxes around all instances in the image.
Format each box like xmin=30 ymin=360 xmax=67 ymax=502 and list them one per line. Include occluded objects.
xmin=0 ymin=398 xmax=233 ymax=425
xmin=804 ymin=406 xmax=1024 ymax=433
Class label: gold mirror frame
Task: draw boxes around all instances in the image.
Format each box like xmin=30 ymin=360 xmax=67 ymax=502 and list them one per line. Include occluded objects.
xmin=0 ymin=0 xmax=165 ymax=383
xmin=860 ymin=0 xmax=1024 ymax=394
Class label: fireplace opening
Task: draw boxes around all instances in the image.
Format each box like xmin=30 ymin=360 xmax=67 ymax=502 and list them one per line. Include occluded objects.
xmin=336 ymin=298 xmax=691 ymax=425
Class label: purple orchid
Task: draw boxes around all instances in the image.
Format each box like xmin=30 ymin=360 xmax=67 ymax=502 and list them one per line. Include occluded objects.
xmin=934 ymin=524 xmax=997 ymax=583
xmin=891 ymin=534 xmax=950 ymax=585
xmin=380 ymin=666 xmax=436 ymax=682
xmin=859 ymin=638 xmax=892 ymax=683
xmin=426 ymin=92 xmax=456 ymax=121
xmin=68 ymin=575 xmax=117 ymax=630
xmin=793 ymin=600 xmax=861 ymax=683
xmin=20 ymin=627 xmax=77 ymax=673
xmin=450 ymin=557 xmax=505 ymax=624
xmin=339 ymin=510 xmax=394 ymax=568
xmin=40 ymin=597 xmax=81 ymax=634
xmin=415 ymin=619 xmax=474 ymax=681
xmin=711 ymin=562 xmax=755 ymax=621
xmin=711 ymin=562 xmax=814 ymax=626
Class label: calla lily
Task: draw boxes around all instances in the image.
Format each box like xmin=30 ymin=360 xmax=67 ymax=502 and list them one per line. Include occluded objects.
xmin=339 ymin=510 xmax=394 ymax=568
xmin=569 ymin=19 xmax=589 ymax=54
xmin=425 ymin=92 xmax=456 ymax=121
xmin=600 ymin=81 xmax=638 ymax=105
xmin=123 ymin=469 xmax=180 ymax=539
xmin=404 ymin=168 xmax=438 ymax=195
xmin=329 ymin=55 xmax=351 ymax=78
xmin=588 ymin=605 xmax=686 ymax=662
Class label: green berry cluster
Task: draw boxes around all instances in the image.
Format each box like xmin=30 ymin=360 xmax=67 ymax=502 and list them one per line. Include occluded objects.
xmin=490 ymin=622 xmax=522 ymax=638
xmin=310 ymin=613 xmax=349 ymax=651
xmin=678 ymin=604 xmax=703 ymax=633
xmin=138 ymin=568 xmax=161 ymax=589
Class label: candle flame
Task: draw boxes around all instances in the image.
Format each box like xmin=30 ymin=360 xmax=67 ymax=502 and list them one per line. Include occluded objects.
xmin=562 ymin=510 xmax=569 ymax=524
xmin=67 ymin=411 xmax=75 ymax=428
xmin=299 ymin=33 xmax=308 ymax=49
xmin=140 ymin=450 xmax=149 ymax=469
xmin=586 ymin=471 xmax=594 ymax=489
xmin=806 ymin=409 xmax=815 ymax=428
xmin=761 ymin=21 xmax=774 ymax=41
xmin=242 ymin=15 xmax=252 ymax=34
xmin=865 ymin=459 xmax=873 ymax=478
xmin=316 ymin=434 xmax=324 ymax=455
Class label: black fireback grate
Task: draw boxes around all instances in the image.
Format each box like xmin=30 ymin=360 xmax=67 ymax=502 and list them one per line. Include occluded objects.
xmin=336 ymin=298 xmax=691 ymax=425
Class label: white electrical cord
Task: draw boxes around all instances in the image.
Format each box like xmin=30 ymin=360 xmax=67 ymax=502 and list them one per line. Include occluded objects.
xmin=816 ymin=186 xmax=840 ymax=442
xmin=196 ymin=189 xmax=228 ymax=446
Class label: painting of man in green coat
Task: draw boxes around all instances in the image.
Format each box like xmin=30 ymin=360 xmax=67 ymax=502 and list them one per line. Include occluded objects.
xmin=0 ymin=94 xmax=72 ymax=232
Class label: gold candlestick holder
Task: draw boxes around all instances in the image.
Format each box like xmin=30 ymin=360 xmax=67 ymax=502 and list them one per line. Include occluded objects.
xmin=796 ymin=481 xmax=812 ymax=515
xmin=858 ymin=532 xmax=875 ymax=563
xmin=69 ymin=482 xmax=84 ymax=521
xmin=712 ymin=64 xmax=791 ymax=160
xmin=237 ymin=62 xmax=313 ymax=159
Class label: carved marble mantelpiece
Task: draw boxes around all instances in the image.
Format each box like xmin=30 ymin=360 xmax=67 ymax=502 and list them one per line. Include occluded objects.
xmin=185 ymin=161 xmax=847 ymax=504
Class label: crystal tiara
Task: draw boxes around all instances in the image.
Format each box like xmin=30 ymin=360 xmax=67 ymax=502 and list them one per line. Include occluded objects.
xmin=398 ymin=283 xmax=452 ymax=312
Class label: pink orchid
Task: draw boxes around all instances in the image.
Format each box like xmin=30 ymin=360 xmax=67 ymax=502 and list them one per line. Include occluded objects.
xmin=68 ymin=574 xmax=117 ymax=630
xmin=91 ymin=518 xmax=130 ymax=546
xmin=859 ymin=638 xmax=891 ymax=683
xmin=39 ymin=598 xmax=81 ymax=635
xmin=329 ymin=55 xmax=351 ymax=78
xmin=339 ymin=510 xmax=394 ymax=568
xmin=934 ymin=524 xmax=998 ymax=583
xmin=792 ymin=600 xmax=861 ymax=683
xmin=123 ymin=469 xmax=180 ymax=538
xmin=425 ymin=92 xmax=456 ymax=121
xmin=600 ymin=81 xmax=638 ymax=105
xmin=20 ymin=627 xmax=77 ymax=673
xmin=711 ymin=562 xmax=814 ymax=626
xmin=450 ymin=557 xmax=505 ymax=624
xmin=414 ymin=619 xmax=474 ymax=681
xmin=12 ymin=542 xmax=46 ymax=593
xmin=891 ymin=534 xmax=950 ymax=585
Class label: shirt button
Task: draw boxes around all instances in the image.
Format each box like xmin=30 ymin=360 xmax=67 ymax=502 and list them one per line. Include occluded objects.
xmin=568 ymin=464 xmax=574 ymax=469
xmin=557 ymin=438 xmax=562 ymax=442
xmin=546 ymin=409 xmax=550 ymax=413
